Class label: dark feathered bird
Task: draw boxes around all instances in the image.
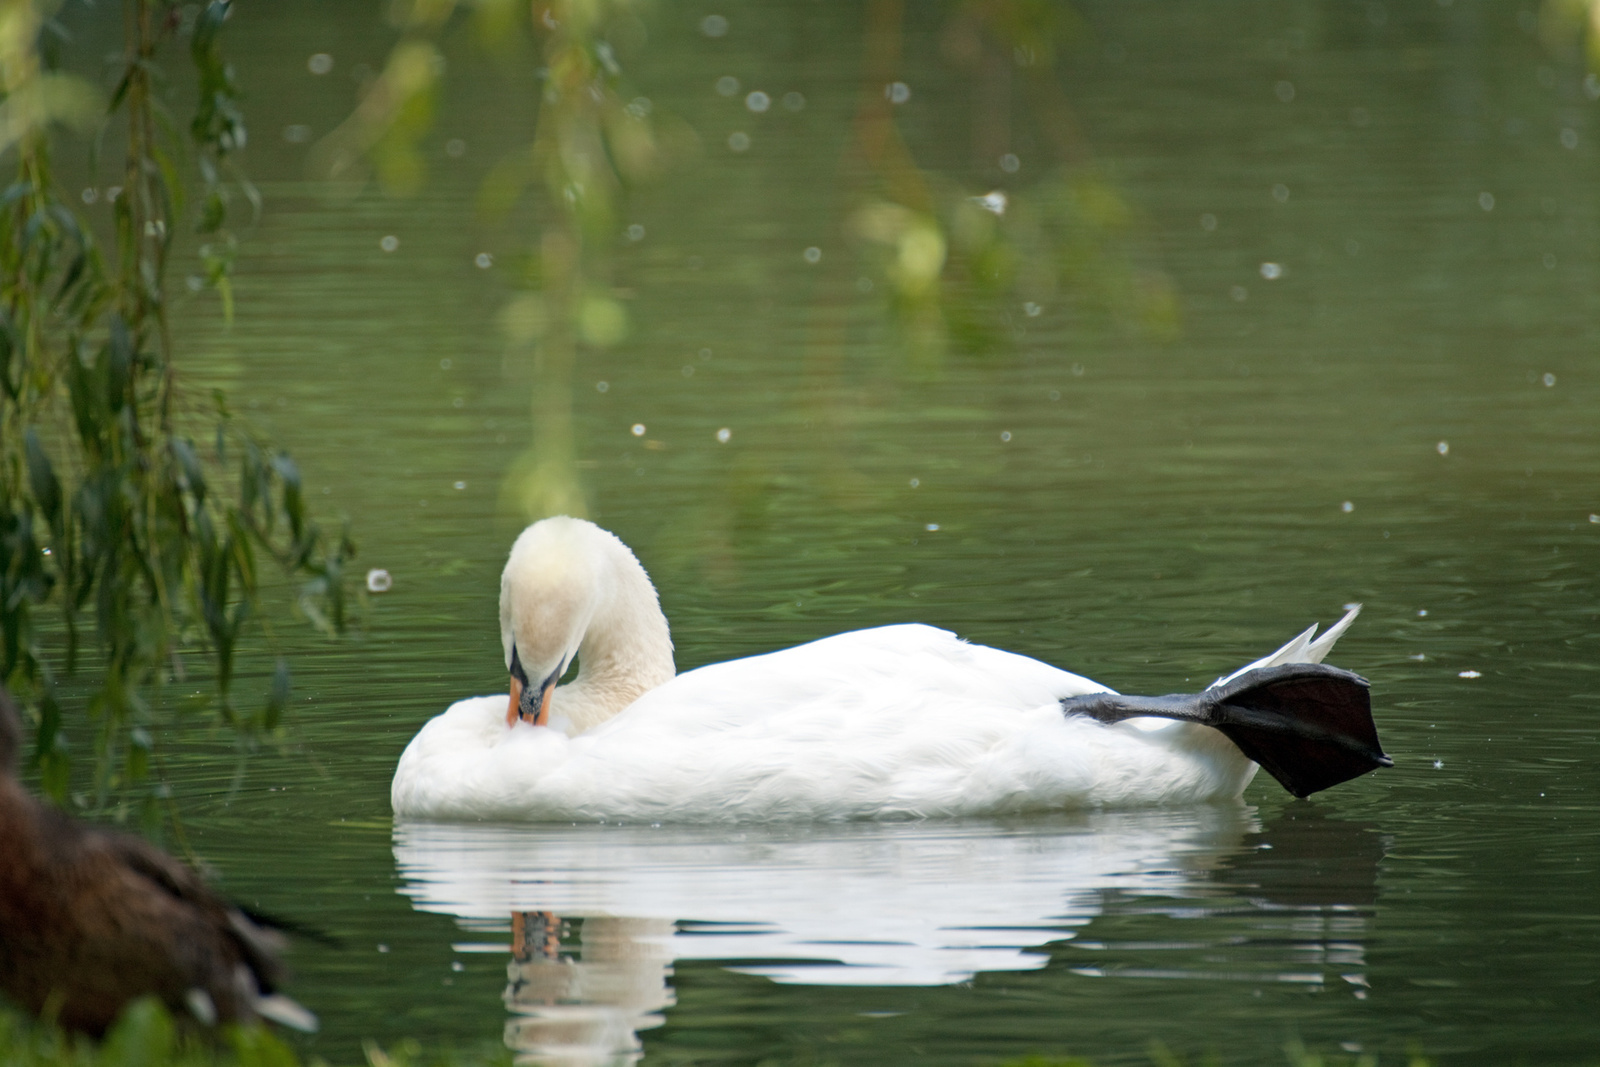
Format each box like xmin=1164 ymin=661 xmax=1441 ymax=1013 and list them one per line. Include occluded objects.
xmin=0 ymin=689 xmax=316 ymax=1036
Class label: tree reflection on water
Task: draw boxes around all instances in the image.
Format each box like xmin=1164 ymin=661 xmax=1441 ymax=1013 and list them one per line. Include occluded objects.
xmin=327 ymin=0 xmax=1174 ymax=527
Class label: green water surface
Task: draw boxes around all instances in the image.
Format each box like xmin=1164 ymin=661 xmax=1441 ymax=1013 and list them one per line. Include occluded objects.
xmin=51 ymin=1 xmax=1600 ymax=1063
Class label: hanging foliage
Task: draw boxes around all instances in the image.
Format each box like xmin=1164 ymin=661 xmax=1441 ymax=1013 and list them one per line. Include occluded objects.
xmin=314 ymin=0 xmax=662 ymax=521
xmin=0 ymin=0 xmax=350 ymax=827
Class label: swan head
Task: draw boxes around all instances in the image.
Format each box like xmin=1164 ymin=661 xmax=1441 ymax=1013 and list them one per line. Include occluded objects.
xmin=498 ymin=516 xmax=674 ymax=731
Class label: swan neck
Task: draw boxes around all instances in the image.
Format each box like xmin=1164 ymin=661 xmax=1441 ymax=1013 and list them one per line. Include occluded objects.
xmin=556 ymin=539 xmax=674 ymax=729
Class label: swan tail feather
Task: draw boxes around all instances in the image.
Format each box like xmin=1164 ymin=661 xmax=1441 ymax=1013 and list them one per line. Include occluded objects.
xmin=1210 ymin=604 xmax=1362 ymax=688
xmin=1304 ymin=603 xmax=1360 ymax=663
xmin=1061 ymin=662 xmax=1391 ymax=798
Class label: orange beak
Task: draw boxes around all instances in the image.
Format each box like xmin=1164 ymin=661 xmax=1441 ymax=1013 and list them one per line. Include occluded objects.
xmin=505 ymin=674 xmax=554 ymax=728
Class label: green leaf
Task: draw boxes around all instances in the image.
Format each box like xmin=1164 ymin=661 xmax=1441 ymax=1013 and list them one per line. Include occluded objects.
xmin=127 ymin=725 xmax=152 ymax=782
xmin=65 ymin=341 xmax=101 ymax=449
xmin=0 ymin=308 xmax=19 ymax=401
xmin=23 ymin=429 xmax=62 ymax=530
xmin=198 ymin=189 xmax=226 ymax=233
xmin=264 ymin=657 xmax=290 ymax=730
xmin=101 ymin=996 xmax=176 ymax=1065
xmin=225 ymin=511 xmax=257 ymax=588
xmin=271 ymin=453 xmax=306 ymax=541
xmin=171 ymin=439 xmax=207 ymax=502
xmin=106 ymin=314 xmax=133 ymax=413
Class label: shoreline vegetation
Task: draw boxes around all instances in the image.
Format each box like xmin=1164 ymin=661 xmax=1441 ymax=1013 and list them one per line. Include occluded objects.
xmin=0 ymin=997 xmax=1447 ymax=1067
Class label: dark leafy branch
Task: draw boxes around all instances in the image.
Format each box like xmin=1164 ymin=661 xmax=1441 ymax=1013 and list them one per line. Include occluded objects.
xmin=0 ymin=0 xmax=349 ymax=828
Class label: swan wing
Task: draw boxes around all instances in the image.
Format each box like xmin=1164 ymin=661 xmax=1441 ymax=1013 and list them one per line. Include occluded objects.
xmin=599 ymin=623 xmax=1110 ymax=739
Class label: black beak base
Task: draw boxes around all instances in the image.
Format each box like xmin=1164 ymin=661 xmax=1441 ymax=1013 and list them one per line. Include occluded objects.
xmin=509 ymin=644 xmax=565 ymax=724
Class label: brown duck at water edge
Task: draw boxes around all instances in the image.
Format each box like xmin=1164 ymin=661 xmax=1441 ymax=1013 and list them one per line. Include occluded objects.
xmin=0 ymin=689 xmax=316 ymax=1037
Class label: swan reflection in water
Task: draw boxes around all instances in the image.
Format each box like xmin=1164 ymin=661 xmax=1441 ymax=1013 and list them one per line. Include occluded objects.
xmin=393 ymin=806 xmax=1383 ymax=1065
xmin=500 ymin=910 xmax=675 ymax=1064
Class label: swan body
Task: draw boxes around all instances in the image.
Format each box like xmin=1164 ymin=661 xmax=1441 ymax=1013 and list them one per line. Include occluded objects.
xmin=391 ymin=517 xmax=1370 ymax=823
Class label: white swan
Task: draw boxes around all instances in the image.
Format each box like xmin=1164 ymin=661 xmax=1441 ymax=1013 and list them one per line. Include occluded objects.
xmin=391 ymin=517 xmax=1389 ymax=822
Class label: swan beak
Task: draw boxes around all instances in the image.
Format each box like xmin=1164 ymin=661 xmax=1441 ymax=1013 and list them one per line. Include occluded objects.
xmin=505 ymin=677 xmax=554 ymax=727
xmin=531 ymin=682 xmax=553 ymax=726
xmin=506 ymin=676 xmax=523 ymax=728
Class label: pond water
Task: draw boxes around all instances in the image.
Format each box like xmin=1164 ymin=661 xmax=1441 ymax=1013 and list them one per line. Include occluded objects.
xmin=56 ymin=0 xmax=1600 ymax=1063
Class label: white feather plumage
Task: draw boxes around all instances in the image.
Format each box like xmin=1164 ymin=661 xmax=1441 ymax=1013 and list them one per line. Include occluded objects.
xmin=390 ymin=518 xmax=1360 ymax=822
